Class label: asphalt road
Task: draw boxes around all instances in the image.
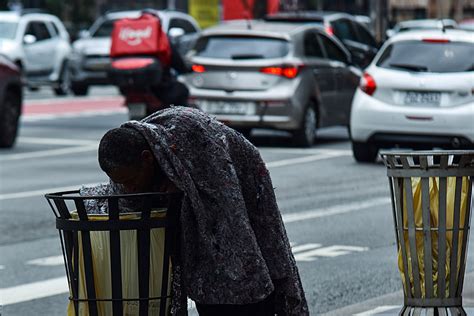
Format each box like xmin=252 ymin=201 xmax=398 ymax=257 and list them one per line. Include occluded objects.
xmin=1 ymin=87 xmax=473 ymax=315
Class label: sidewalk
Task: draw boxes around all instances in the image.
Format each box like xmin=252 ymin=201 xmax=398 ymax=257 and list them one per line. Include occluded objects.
xmin=323 ymin=271 xmax=474 ymax=315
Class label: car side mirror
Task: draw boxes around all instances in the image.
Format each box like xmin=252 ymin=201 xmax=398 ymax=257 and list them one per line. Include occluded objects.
xmin=169 ymin=27 xmax=185 ymax=39
xmin=78 ymin=30 xmax=91 ymax=39
xmin=23 ymin=34 xmax=37 ymax=45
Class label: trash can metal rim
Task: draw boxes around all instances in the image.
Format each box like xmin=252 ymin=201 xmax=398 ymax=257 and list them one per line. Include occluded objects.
xmin=380 ymin=150 xmax=474 ymax=157
xmin=405 ymin=297 xmax=462 ymax=307
xmin=56 ymin=217 xmax=170 ymax=231
xmin=386 ymin=168 xmax=474 ymax=178
xmin=45 ymin=190 xmax=181 ymax=200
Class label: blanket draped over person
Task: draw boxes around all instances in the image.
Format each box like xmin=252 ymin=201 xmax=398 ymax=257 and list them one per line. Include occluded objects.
xmin=81 ymin=107 xmax=308 ymax=315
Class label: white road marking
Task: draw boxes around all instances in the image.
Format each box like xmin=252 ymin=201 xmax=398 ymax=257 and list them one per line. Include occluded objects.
xmin=0 ymin=182 xmax=101 ymax=201
xmin=22 ymin=108 xmax=127 ymax=122
xmin=282 ymin=197 xmax=391 ymax=223
xmin=18 ymin=137 xmax=97 ymax=146
xmin=0 ymin=276 xmax=68 ymax=306
xmin=291 ymin=243 xmax=322 ymax=253
xmin=0 ymin=145 xmax=97 ymax=161
xmin=263 ymin=148 xmax=351 ymax=155
xmin=24 ymin=96 xmax=122 ymax=106
xmin=267 ymin=152 xmax=349 ymax=168
xmin=354 ymin=305 xmax=399 ymax=315
xmin=0 ymin=265 xmax=5 ymax=270
xmin=294 ymin=245 xmax=369 ymax=262
xmin=27 ymin=255 xmax=64 ymax=267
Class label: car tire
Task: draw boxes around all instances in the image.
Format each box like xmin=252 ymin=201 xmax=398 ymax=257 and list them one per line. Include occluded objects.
xmin=0 ymin=90 xmax=22 ymax=148
xmin=71 ymin=83 xmax=89 ymax=96
xmin=293 ymin=104 xmax=317 ymax=147
xmin=54 ymin=62 xmax=71 ymax=96
xmin=352 ymin=141 xmax=378 ymax=163
xmin=235 ymin=128 xmax=252 ymax=139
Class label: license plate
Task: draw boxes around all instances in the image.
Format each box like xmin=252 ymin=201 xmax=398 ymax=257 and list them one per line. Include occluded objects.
xmin=128 ymin=103 xmax=147 ymax=119
xmin=404 ymin=92 xmax=441 ymax=106
xmin=198 ymin=100 xmax=256 ymax=115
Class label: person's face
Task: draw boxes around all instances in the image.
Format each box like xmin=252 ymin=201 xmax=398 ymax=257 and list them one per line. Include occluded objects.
xmin=107 ymin=150 xmax=156 ymax=194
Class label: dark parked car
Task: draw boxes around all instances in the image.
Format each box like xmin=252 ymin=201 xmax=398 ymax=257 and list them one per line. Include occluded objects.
xmin=183 ymin=21 xmax=361 ymax=146
xmin=265 ymin=11 xmax=378 ymax=68
xmin=0 ymin=54 xmax=22 ymax=148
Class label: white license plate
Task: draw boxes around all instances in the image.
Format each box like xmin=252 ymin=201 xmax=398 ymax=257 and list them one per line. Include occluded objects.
xmin=404 ymin=92 xmax=441 ymax=106
xmin=199 ymin=100 xmax=256 ymax=115
xmin=128 ymin=103 xmax=147 ymax=119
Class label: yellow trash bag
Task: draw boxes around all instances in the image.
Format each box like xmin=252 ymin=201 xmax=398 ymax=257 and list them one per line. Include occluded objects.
xmin=67 ymin=210 xmax=172 ymax=316
xmin=398 ymin=177 xmax=470 ymax=298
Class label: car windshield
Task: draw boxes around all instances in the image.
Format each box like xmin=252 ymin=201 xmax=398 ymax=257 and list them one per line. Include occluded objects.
xmin=195 ymin=36 xmax=290 ymax=59
xmin=91 ymin=19 xmax=116 ymax=37
xmin=376 ymin=40 xmax=474 ymax=73
xmin=0 ymin=22 xmax=18 ymax=39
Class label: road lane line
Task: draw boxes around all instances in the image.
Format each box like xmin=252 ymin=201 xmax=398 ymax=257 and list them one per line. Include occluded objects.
xmin=282 ymin=197 xmax=391 ymax=223
xmin=354 ymin=305 xmax=399 ymax=315
xmin=27 ymin=256 xmax=64 ymax=267
xmin=22 ymin=108 xmax=127 ymax=122
xmin=267 ymin=152 xmax=349 ymax=168
xmin=0 ymin=145 xmax=97 ymax=161
xmin=263 ymin=148 xmax=351 ymax=155
xmin=0 ymin=183 xmax=101 ymax=201
xmin=0 ymin=276 xmax=68 ymax=306
xmin=18 ymin=137 xmax=97 ymax=146
xmin=291 ymin=243 xmax=322 ymax=253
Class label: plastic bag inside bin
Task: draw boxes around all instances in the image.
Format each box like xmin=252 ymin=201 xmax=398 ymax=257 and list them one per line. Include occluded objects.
xmin=67 ymin=210 xmax=171 ymax=316
xmin=399 ymin=177 xmax=469 ymax=298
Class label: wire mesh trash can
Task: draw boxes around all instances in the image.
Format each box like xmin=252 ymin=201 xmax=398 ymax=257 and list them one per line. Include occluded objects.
xmin=45 ymin=190 xmax=182 ymax=316
xmin=381 ymin=151 xmax=474 ymax=315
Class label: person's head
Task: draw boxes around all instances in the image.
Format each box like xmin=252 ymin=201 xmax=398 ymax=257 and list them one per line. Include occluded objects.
xmin=98 ymin=127 xmax=157 ymax=193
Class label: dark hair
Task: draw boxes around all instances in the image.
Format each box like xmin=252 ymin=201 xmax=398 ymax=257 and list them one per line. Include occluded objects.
xmin=98 ymin=127 xmax=150 ymax=173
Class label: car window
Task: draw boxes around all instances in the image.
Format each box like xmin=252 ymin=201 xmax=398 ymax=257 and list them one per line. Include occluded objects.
xmin=376 ymin=40 xmax=474 ymax=73
xmin=332 ymin=19 xmax=357 ymax=42
xmin=25 ymin=21 xmax=52 ymax=41
xmin=92 ymin=19 xmax=115 ymax=37
xmin=304 ymin=31 xmax=324 ymax=58
xmin=0 ymin=22 xmax=18 ymax=39
xmin=195 ymin=36 xmax=290 ymax=59
xmin=354 ymin=23 xmax=376 ymax=47
xmin=49 ymin=21 xmax=60 ymax=37
xmin=168 ymin=18 xmax=197 ymax=34
xmin=318 ymin=34 xmax=347 ymax=63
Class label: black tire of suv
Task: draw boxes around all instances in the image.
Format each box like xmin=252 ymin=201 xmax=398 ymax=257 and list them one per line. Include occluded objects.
xmin=352 ymin=141 xmax=379 ymax=163
xmin=293 ymin=104 xmax=317 ymax=148
xmin=71 ymin=83 xmax=89 ymax=96
xmin=54 ymin=62 xmax=71 ymax=96
xmin=0 ymin=90 xmax=21 ymax=148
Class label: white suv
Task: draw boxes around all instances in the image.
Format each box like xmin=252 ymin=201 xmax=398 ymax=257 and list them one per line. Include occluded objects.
xmin=0 ymin=11 xmax=72 ymax=95
xmin=350 ymin=29 xmax=474 ymax=162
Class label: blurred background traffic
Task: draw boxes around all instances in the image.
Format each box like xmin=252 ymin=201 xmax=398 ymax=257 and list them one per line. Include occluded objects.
xmin=1 ymin=1 xmax=473 ymax=315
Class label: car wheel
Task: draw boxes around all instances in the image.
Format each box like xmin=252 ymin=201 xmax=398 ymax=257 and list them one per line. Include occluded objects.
xmin=293 ymin=105 xmax=317 ymax=147
xmin=71 ymin=83 xmax=89 ymax=96
xmin=54 ymin=63 xmax=71 ymax=96
xmin=0 ymin=91 xmax=22 ymax=148
xmin=235 ymin=128 xmax=252 ymax=139
xmin=352 ymin=141 xmax=378 ymax=163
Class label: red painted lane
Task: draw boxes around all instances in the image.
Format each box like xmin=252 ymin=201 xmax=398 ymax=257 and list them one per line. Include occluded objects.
xmin=23 ymin=97 xmax=125 ymax=116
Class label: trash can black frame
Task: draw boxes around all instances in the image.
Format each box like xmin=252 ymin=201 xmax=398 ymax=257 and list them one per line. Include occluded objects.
xmin=381 ymin=150 xmax=474 ymax=315
xmin=45 ymin=190 xmax=182 ymax=316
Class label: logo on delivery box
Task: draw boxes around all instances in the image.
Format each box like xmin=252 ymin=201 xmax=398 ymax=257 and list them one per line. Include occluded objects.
xmin=119 ymin=26 xmax=152 ymax=46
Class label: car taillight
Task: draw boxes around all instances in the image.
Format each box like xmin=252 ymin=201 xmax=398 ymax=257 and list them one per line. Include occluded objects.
xmin=360 ymin=72 xmax=376 ymax=96
xmin=325 ymin=25 xmax=335 ymax=36
xmin=422 ymin=38 xmax=450 ymax=43
xmin=260 ymin=65 xmax=301 ymax=79
xmin=192 ymin=64 xmax=206 ymax=73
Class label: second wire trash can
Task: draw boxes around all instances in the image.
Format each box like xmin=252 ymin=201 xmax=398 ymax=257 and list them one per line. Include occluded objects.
xmin=381 ymin=151 xmax=474 ymax=315
xmin=45 ymin=190 xmax=182 ymax=316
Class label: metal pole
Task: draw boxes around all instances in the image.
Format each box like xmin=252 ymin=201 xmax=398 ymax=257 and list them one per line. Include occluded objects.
xmin=167 ymin=0 xmax=176 ymax=10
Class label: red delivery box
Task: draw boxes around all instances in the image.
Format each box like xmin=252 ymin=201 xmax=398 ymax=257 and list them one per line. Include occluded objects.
xmin=110 ymin=13 xmax=171 ymax=66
